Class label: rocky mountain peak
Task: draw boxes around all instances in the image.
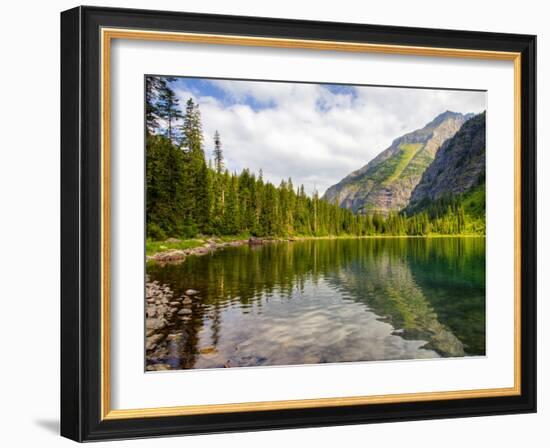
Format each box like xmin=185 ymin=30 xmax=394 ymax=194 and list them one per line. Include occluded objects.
xmin=322 ymin=111 xmax=469 ymax=215
xmin=406 ymin=111 xmax=486 ymax=214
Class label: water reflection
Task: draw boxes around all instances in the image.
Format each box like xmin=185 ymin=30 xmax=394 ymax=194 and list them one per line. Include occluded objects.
xmin=146 ymin=237 xmax=485 ymax=370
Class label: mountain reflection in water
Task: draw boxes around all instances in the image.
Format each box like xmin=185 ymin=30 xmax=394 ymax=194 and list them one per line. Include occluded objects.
xmin=146 ymin=237 xmax=485 ymax=370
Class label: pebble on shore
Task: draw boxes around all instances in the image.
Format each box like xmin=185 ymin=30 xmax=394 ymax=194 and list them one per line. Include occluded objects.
xmin=145 ymin=237 xmax=296 ymax=368
xmin=145 ymin=275 xmax=201 ymax=370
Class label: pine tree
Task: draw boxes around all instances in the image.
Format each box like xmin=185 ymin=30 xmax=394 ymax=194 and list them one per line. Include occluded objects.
xmin=146 ymin=88 xmax=485 ymax=241
xmin=145 ymin=76 xmax=176 ymax=135
xmin=223 ymin=174 xmax=240 ymax=234
xmin=213 ymin=130 xmax=224 ymax=174
xmin=262 ymin=183 xmax=281 ymax=236
xmin=312 ymin=188 xmax=319 ymax=236
xmin=180 ymin=99 xmax=204 ymax=154
xmin=146 ymin=133 xmax=187 ymax=238
xmin=195 ymin=161 xmax=212 ymax=233
xmin=238 ymin=169 xmax=256 ymax=233
xmin=156 ymin=80 xmax=182 ymax=144
xmin=253 ymin=174 xmax=264 ymax=236
xmin=179 ymin=99 xmax=210 ymax=231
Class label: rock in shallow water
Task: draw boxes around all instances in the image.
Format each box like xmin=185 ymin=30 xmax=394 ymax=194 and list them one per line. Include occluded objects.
xmin=146 ymin=333 xmax=165 ymax=351
xmin=166 ymin=332 xmax=183 ymax=341
xmin=199 ymin=346 xmax=217 ymax=355
xmin=147 ymin=363 xmax=171 ymax=371
xmin=146 ymin=317 xmax=167 ymax=331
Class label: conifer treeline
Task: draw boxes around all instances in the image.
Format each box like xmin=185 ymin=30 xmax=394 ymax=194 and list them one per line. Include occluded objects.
xmin=145 ymin=77 xmax=480 ymax=240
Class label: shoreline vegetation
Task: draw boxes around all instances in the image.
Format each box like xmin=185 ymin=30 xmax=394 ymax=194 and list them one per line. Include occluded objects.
xmin=146 ymin=233 xmax=486 ymax=262
xmin=145 ymin=78 xmax=485 ymax=256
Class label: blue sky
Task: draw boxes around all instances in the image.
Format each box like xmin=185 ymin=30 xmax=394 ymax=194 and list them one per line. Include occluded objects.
xmin=167 ymin=77 xmax=486 ymax=196
xmin=173 ymin=78 xmax=275 ymax=111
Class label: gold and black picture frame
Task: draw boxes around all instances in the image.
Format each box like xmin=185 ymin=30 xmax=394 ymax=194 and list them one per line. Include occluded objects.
xmin=61 ymin=6 xmax=536 ymax=441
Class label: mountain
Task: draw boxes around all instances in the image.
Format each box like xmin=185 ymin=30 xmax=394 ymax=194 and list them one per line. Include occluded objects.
xmin=323 ymin=111 xmax=472 ymax=215
xmin=406 ymin=111 xmax=486 ymax=214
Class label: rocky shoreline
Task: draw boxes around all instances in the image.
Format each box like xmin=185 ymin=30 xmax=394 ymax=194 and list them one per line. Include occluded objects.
xmin=145 ymin=276 xmax=203 ymax=371
xmin=147 ymin=236 xmax=295 ymax=264
xmin=146 ymin=234 xmax=483 ymax=265
xmin=145 ymin=236 xmax=297 ymax=370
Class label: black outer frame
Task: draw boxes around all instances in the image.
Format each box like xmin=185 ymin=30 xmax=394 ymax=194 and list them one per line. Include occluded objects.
xmin=60 ymin=5 xmax=537 ymax=442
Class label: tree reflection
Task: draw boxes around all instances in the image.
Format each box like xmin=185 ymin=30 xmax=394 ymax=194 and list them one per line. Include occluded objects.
xmin=146 ymin=237 xmax=485 ymax=369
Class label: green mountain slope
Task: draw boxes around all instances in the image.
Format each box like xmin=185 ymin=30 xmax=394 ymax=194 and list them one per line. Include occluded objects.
xmin=409 ymin=182 xmax=486 ymax=235
xmin=323 ymin=111 xmax=470 ymax=215
xmin=406 ymin=112 xmax=486 ymax=214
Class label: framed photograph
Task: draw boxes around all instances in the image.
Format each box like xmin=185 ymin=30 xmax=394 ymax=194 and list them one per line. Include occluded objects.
xmin=60 ymin=6 xmax=536 ymax=441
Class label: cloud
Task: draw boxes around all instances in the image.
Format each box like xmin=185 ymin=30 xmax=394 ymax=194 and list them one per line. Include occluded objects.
xmin=171 ymin=78 xmax=486 ymax=196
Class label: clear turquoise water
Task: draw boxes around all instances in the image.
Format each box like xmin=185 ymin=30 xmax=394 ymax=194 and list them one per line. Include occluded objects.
xmin=146 ymin=237 xmax=485 ymax=370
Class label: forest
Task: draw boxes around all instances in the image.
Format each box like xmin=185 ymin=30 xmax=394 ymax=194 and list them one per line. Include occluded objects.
xmin=145 ymin=76 xmax=484 ymax=242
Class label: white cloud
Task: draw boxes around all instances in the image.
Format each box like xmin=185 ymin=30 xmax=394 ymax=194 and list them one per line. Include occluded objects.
xmin=174 ymin=81 xmax=486 ymax=196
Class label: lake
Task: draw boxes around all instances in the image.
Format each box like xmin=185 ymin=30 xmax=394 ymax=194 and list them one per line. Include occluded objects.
xmin=146 ymin=237 xmax=485 ymax=370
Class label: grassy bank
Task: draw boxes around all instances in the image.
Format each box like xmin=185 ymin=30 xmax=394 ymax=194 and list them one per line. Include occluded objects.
xmin=146 ymin=239 xmax=204 ymax=256
xmin=146 ymin=233 xmax=253 ymax=256
xmin=146 ymin=233 xmax=485 ymax=257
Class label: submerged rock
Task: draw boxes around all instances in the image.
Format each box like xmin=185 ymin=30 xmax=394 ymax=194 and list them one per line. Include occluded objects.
xmin=166 ymin=332 xmax=183 ymax=341
xmin=147 ymin=363 xmax=171 ymax=371
xmin=146 ymin=333 xmax=165 ymax=351
xmin=199 ymin=346 xmax=217 ymax=355
xmin=146 ymin=317 xmax=167 ymax=331
xmin=248 ymin=237 xmax=264 ymax=245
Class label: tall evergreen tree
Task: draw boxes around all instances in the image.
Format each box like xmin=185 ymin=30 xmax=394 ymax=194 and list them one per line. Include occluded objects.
xmin=195 ymin=161 xmax=212 ymax=233
xmin=181 ymin=99 xmax=204 ymax=154
xmin=213 ymin=130 xmax=224 ymax=174
xmin=145 ymin=85 xmax=485 ymax=241
xmin=145 ymin=76 xmax=176 ymax=135
xmin=223 ymin=173 xmax=240 ymax=234
xmin=156 ymin=80 xmax=183 ymax=144
xmin=180 ymin=99 xmax=210 ymax=232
